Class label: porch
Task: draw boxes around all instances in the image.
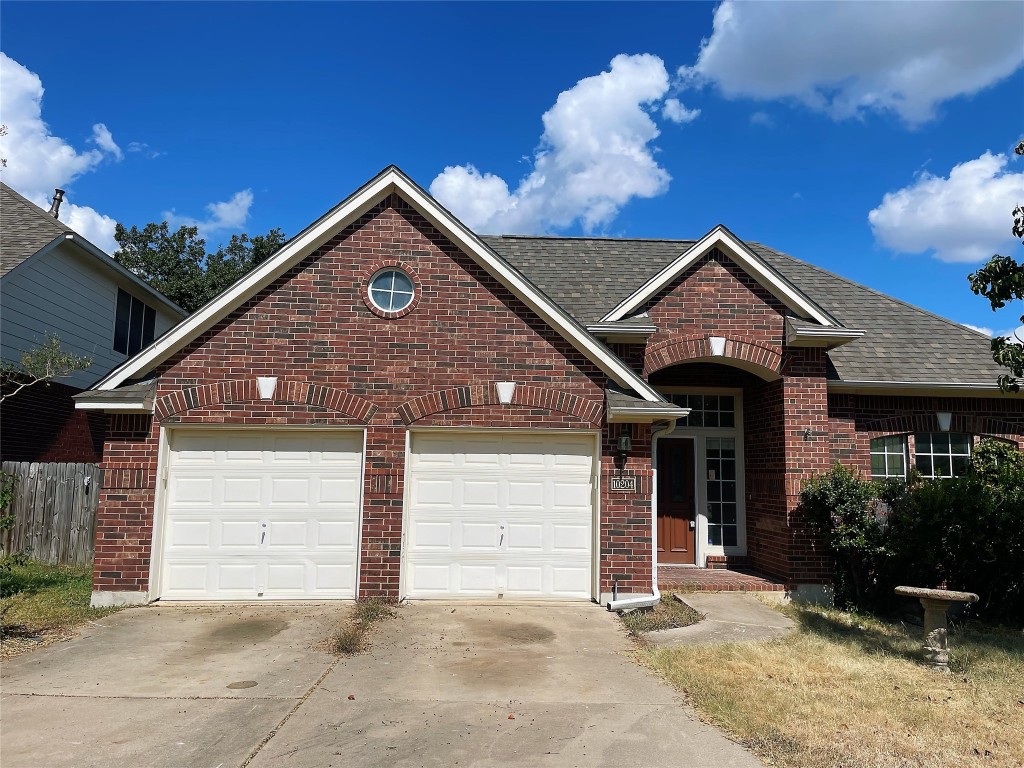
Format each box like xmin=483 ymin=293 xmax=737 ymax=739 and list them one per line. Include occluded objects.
xmin=658 ymin=565 xmax=786 ymax=594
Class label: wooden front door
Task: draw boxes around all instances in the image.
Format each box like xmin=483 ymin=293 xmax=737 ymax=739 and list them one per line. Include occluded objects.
xmin=657 ymin=439 xmax=696 ymax=564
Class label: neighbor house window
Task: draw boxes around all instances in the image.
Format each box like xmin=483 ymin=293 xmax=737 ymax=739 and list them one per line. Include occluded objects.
xmin=368 ymin=268 xmax=415 ymax=312
xmin=870 ymin=435 xmax=907 ymax=479
xmin=667 ymin=393 xmax=735 ymax=428
xmin=914 ymin=433 xmax=972 ymax=478
xmin=114 ymin=288 xmax=156 ymax=356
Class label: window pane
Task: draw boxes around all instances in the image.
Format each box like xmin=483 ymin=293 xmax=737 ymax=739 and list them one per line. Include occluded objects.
xmin=916 ymin=454 xmax=932 ymax=475
xmin=705 ymin=395 xmax=719 ymax=411
xmin=871 ymin=454 xmax=886 ymax=476
xmin=370 ymin=288 xmax=392 ymax=309
xmin=723 ymin=505 xmax=737 ymax=525
xmin=708 ymin=526 xmax=722 ymax=546
xmin=720 ymin=412 xmax=735 ymax=428
xmin=887 ymin=454 xmax=904 ymax=476
xmin=934 ymin=456 xmax=952 ymax=477
xmin=720 ymin=395 xmax=734 ymax=412
xmin=915 ymin=433 xmax=931 ymax=453
xmin=704 ymin=411 xmax=719 ymax=428
xmin=951 ymin=434 xmax=971 ymax=454
xmin=707 ymin=503 xmax=721 ymax=524
xmin=113 ymin=289 xmax=131 ymax=354
xmin=953 ymin=456 xmax=970 ymax=476
xmin=391 ymin=271 xmax=413 ymax=293
xmin=142 ymin=306 xmax=156 ymax=347
xmin=127 ymin=295 xmax=145 ymax=356
xmin=723 ymin=526 xmax=738 ymax=547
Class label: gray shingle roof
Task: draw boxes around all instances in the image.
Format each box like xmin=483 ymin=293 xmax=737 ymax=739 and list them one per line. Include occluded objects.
xmin=1 ymin=182 xmax=71 ymax=276
xmin=483 ymin=235 xmax=1005 ymax=387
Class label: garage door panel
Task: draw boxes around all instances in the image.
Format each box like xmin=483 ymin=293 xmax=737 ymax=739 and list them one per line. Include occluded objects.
xmin=405 ymin=432 xmax=595 ymax=600
xmin=160 ymin=430 xmax=362 ymax=600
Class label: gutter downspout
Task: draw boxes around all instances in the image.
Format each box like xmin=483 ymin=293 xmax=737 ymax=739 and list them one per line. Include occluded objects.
xmin=607 ymin=417 xmax=678 ymax=612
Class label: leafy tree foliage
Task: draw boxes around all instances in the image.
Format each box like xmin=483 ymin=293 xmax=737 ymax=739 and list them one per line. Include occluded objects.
xmin=967 ymin=140 xmax=1024 ymax=392
xmin=0 ymin=333 xmax=93 ymax=403
xmin=113 ymin=223 xmax=287 ymax=313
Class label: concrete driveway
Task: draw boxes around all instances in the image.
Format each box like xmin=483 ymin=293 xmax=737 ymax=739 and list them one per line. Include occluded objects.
xmin=1 ymin=602 xmax=763 ymax=768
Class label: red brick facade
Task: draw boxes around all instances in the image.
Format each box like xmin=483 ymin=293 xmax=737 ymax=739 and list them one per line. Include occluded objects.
xmin=88 ymin=195 xmax=1024 ymax=603
xmin=94 ymin=194 xmax=654 ymax=598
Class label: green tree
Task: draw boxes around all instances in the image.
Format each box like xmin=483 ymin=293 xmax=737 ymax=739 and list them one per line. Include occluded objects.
xmin=113 ymin=223 xmax=286 ymax=313
xmin=0 ymin=333 xmax=93 ymax=403
xmin=967 ymin=139 xmax=1024 ymax=392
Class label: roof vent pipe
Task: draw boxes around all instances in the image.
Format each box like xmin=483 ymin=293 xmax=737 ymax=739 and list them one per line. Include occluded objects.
xmin=48 ymin=189 xmax=65 ymax=219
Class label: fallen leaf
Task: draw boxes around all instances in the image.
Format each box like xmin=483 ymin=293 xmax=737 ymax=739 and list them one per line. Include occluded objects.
xmin=508 ymin=714 xmax=515 ymax=720
xmin=348 ymin=694 xmax=356 ymax=700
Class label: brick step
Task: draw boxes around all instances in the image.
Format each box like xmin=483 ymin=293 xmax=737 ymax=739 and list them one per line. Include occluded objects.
xmin=658 ymin=565 xmax=787 ymax=592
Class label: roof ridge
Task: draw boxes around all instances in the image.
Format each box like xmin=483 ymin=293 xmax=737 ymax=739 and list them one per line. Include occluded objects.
xmin=481 ymin=234 xmax=696 ymax=245
xmin=750 ymin=242 xmax=992 ymax=341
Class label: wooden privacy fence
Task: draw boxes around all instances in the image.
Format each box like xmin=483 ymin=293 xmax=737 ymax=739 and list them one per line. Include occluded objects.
xmin=1 ymin=462 xmax=101 ymax=565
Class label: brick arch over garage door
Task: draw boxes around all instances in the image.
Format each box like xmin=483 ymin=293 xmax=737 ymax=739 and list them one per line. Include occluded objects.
xmin=644 ymin=336 xmax=782 ymax=378
xmin=397 ymin=385 xmax=603 ymax=426
xmin=155 ymin=380 xmax=378 ymax=423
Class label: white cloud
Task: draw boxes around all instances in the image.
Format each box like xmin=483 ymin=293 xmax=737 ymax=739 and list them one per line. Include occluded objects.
xmin=127 ymin=141 xmax=163 ymax=159
xmin=164 ymin=189 xmax=254 ymax=238
xmin=430 ymin=53 xmax=673 ymax=234
xmin=680 ymin=1 xmax=1024 ymax=124
xmin=868 ymin=152 xmax=1024 ymax=262
xmin=90 ymin=123 xmax=121 ymax=160
xmin=962 ymin=323 xmax=993 ymax=337
xmin=0 ymin=52 xmax=121 ymax=198
xmin=60 ymin=203 xmax=119 ymax=253
xmin=662 ymin=98 xmax=700 ymax=124
xmin=749 ymin=111 xmax=773 ymax=127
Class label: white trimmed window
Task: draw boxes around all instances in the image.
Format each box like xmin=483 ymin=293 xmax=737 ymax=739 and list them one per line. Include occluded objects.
xmin=870 ymin=435 xmax=907 ymax=479
xmin=914 ymin=433 xmax=972 ymax=478
xmin=368 ymin=269 xmax=415 ymax=312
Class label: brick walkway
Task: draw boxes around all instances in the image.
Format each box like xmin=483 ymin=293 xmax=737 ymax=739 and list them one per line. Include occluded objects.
xmin=658 ymin=566 xmax=786 ymax=593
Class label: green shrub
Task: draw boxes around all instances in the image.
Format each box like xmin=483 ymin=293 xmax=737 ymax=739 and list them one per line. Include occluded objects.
xmin=799 ymin=464 xmax=889 ymax=610
xmin=803 ymin=440 xmax=1024 ymax=623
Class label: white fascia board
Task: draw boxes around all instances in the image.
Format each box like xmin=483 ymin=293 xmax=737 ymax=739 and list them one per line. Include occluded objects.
xmin=607 ymin=406 xmax=691 ymax=424
xmin=786 ymin=322 xmax=865 ymax=348
xmin=601 ymin=225 xmax=835 ymax=327
xmin=587 ymin=323 xmax=658 ymax=335
xmin=94 ymin=167 xmax=663 ymax=402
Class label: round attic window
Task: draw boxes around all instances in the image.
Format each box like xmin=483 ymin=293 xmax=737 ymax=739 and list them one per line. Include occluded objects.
xmin=368 ymin=268 xmax=415 ymax=313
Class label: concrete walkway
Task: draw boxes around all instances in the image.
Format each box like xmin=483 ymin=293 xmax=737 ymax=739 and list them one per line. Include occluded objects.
xmin=648 ymin=593 xmax=797 ymax=646
xmin=1 ymin=601 xmax=765 ymax=768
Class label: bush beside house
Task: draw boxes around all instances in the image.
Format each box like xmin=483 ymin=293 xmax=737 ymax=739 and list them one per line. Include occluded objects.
xmin=801 ymin=439 xmax=1024 ymax=624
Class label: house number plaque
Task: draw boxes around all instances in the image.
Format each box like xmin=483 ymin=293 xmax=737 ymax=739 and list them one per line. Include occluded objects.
xmin=610 ymin=476 xmax=637 ymax=492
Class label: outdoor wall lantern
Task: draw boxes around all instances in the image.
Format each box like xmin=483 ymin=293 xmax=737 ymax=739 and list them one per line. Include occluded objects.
xmin=617 ymin=432 xmax=632 ymax=458
xmin=495 ymin=381 xmax=517 ymax=405
xmin=256 ymin=376 xmax=279 ymax=401
xmin=936 ymin=412 xmax=953 ymax=432
xmin=709 ymin=336 xmax=727 ymax=356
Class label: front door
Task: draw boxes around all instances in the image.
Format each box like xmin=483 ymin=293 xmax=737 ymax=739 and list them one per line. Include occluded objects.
xmin=657 ymin=439 xmax=696 ymax=564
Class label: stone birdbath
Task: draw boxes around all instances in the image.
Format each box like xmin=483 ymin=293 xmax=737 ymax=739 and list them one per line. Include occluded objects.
xmin=895 ymin=586 xmax=979 ymax=672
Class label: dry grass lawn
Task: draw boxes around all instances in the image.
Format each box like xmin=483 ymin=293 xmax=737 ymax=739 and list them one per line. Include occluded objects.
xmin=1 ymin=562 xmax=120 ymax=659
xmin=641 ymin=603 xmax=1024 ymax=768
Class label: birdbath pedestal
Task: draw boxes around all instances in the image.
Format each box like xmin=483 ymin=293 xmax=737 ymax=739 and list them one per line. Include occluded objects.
xmin=894 ymin=586 xmax=979 ymax=671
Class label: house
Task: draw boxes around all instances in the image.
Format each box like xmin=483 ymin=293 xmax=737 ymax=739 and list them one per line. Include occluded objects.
xmin=74 ymin=166 xmax=1023 ymax=608
xmin=1 ymin=182 xmax=186 ymax=463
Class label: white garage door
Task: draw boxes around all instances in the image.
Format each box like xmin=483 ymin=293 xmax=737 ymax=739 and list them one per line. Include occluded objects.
xmin=160 ymin=430 xmax=363 ymax=600
xmin=404 ymin=432 xmax=596 ymax=599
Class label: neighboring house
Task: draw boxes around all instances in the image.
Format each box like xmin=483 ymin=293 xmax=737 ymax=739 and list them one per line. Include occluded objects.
xmin=1 ymin=182 xmax=186 ymax=463
xmin=75 ymin=166 xmax=1022 ymax=608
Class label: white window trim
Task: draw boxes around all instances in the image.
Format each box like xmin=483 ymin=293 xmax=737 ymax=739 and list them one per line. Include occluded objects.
xmin=870 ymin=434 xmax=909 ymax=480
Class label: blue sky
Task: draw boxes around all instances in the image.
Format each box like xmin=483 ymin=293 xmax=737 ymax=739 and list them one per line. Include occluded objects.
xmin=2 ymin=1 xmax=1022 ymax=334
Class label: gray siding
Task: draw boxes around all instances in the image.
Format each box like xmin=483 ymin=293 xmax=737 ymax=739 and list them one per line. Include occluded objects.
xmin=0 ymin=242 xmax=179 ymax=389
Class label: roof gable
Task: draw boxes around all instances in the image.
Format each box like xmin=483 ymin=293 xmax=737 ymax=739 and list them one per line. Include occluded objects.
xmin=94 ymin=167 xmax=664 ymax=401
xmin=600 ymin=225 xmax=838 ymax=327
